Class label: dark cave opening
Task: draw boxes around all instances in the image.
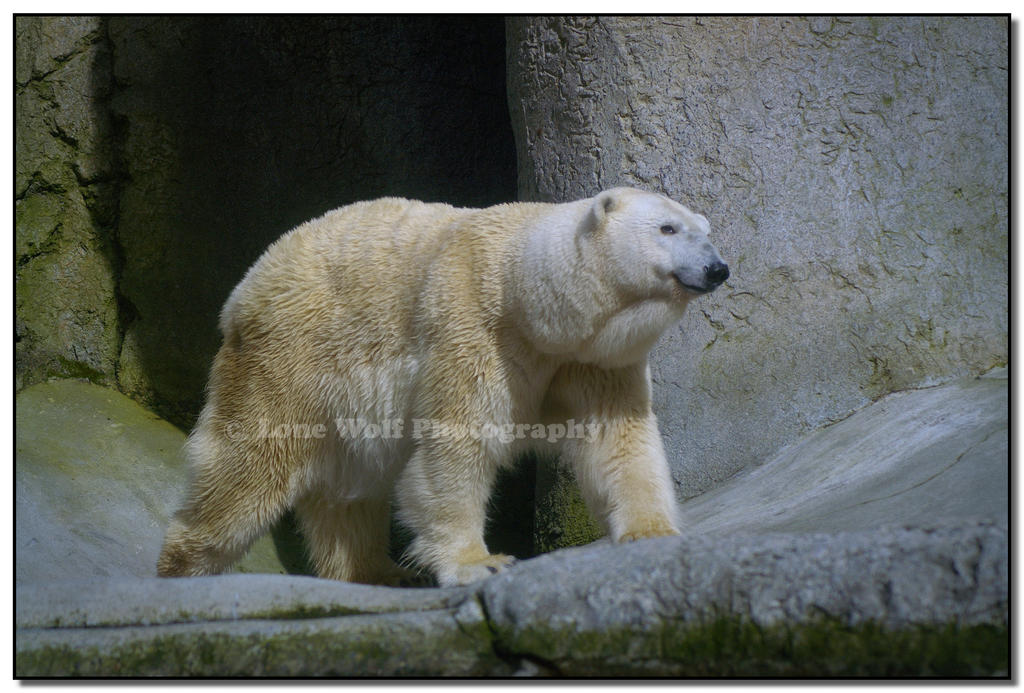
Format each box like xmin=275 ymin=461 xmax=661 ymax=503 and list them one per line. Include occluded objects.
xmin=105 ymin=16 xmax=530 ymax=568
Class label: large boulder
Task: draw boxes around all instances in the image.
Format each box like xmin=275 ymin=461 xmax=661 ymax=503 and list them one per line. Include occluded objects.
xmin=507 ymin=16 xmax=1008 ymax=503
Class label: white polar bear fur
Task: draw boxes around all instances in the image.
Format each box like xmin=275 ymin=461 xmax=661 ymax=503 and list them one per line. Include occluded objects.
xmin=157 ymin=187 xmax=726 ymax=587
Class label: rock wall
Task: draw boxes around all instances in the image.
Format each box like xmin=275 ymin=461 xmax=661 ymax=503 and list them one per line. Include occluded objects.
xmin=508 ymin=16 xmax=1008 ymax=500
xmin=15 ymin=17 xmax=122 ymax=391
xmin=16 ymin=16 xmax=516 ymax=426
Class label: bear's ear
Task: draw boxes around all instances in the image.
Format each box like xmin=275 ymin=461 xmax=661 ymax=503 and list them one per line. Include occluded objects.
xmin=582 ymin=190 xmax=617 ymax=233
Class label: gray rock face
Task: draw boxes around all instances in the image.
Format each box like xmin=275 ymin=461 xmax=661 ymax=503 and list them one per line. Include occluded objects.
xmin=507 ymin=16 xmax=1008 ymax=499
xmin=16 ymin=520 xmax=1007 ymax=676
xmin=16 ymin=575 xmax=472 ymax=630
xmin=16 ymin=579 xmax=509 ymax=677
xmin=677 ymin=370 xmax=1008 ymax=535
xmin=483 ymin=523 xmax=1006 ymax=656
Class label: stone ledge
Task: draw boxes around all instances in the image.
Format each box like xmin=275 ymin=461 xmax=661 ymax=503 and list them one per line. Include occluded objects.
xmin=16 ymin=575 xmax=472 ymax=630
xmin=16 ymin=522 xmax=1007 ymax=677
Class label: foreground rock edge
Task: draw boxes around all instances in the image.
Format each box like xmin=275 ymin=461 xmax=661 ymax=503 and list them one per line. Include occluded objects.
xmin=16 ymin=522 xmax=1008 ymax=677
xmin=16 ymin=575 xmax=474 ymax=629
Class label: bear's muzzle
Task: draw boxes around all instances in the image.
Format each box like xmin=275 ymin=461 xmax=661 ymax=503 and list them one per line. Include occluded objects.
xmin=674 ymin=261 xmax=729 ymax=295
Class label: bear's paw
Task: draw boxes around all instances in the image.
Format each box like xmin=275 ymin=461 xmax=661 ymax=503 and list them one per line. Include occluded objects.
xmin=617 ymin=518 xmax=680 ymax=543
xmin=439 ymin=553 xmax=517 ymax=587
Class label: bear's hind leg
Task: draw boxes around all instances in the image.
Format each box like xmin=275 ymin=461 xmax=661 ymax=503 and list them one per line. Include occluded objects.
xmin=295 ymin=493 xmax=408 ymax=585
xmin=158 ymin=491 xmax=291 ymax=578
xmin=157 ymin=432 xmax=295 ymax=578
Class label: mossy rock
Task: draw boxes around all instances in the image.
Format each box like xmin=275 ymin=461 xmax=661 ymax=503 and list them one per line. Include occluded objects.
xmin=497 ymin=616 xmax=1009 ymax=677
xmin=15 ymin=379 xmax=305 ymax=583
xmin=533 ymin=456 xmax=603 ymax=553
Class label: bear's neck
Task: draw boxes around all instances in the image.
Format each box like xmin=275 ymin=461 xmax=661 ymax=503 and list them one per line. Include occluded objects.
xmin=508 ymin=206 xmax=687 ymax=367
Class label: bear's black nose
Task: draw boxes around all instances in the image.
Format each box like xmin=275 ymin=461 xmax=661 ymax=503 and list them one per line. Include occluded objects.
xmin=704 ymin=261 xmax=730 ymax=286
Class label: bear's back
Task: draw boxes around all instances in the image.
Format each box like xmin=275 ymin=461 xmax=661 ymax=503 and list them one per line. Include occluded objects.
xmin=217 ymin=198 xmax=474 ymax=346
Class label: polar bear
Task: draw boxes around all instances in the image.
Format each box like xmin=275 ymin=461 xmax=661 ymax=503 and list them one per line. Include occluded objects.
xmin=157 ymin=187 xmax=728 ymax=587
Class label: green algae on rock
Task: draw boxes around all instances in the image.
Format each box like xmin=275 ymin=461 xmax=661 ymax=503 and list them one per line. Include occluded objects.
xmin=15 ymin=379 xmax=299 ymax=583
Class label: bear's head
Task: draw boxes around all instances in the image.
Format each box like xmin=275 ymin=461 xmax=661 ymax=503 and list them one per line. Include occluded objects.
xmin=582 ymin=187 xmax=729 ymax=302
xmin=511 ymin=187 xmax=729 ymax=364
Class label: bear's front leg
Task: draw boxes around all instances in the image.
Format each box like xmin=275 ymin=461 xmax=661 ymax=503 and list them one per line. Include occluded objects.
xmin=395 ymin=435 xmax=515 ymax=587
xmin=547 ymin=361 xmax=681 ymax=543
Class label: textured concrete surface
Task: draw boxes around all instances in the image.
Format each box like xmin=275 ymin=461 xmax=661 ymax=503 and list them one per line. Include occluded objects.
xmin=16 ymin=574 xmax=472 ymax=629
xmin=507 ymin=16 xmax=1008 ymax=502
xmin=16 ymin=600 xmax=512 ymax=677
xmin=678 ymin=369 xmax=1008 ymax=535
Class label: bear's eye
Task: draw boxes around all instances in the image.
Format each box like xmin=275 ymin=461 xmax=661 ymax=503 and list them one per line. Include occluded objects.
xmin=660 ymin=224 xmax=677 ymax=235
